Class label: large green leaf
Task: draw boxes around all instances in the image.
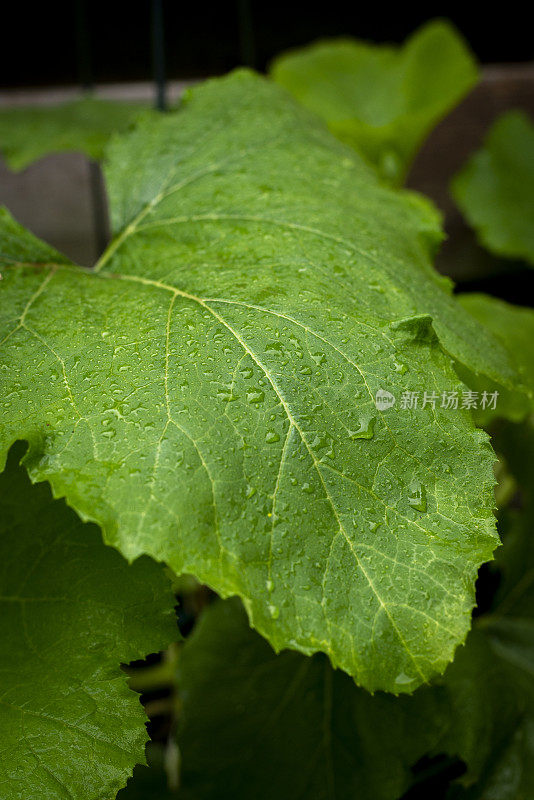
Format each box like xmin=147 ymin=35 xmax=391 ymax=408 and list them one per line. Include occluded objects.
xmin=0 ymin=96 xmax=149 ymax=170
xmin=271 ymin=20 xmax=477 ymax=184
xmin=0 ymin=70 xmax=519 ymax=693
xmin=0 ymin=444 xmax=178 ymax=800
xmin=452 ymin=111 xmax=534 ymax=267
xmin=175 ymin=597 xmax=449 ymax=800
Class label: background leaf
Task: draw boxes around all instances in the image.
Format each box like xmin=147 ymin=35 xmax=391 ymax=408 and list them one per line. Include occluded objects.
xmin=0 ymin=97 xmax=150 ymax=170
xmin=271 ymin=20 xmax=478 ymax=184
xmin=452 ymin=111 xmax=534 ymax=267
xmin=117 ymin=744 xmax=178 ymax=799
xmin=455 ymin=293 xmax=534 ymax=424
xmin=0 ymin=444 xmax=178 ymax=800
xmin=175 ymin=597 xmax=449 ymax=800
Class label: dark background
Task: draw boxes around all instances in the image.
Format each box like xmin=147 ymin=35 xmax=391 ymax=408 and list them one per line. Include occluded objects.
xmin=1 ymin=1 xmax=533 ymax=90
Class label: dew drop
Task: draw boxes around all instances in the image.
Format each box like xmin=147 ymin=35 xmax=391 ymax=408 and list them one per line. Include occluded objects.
xmin=268 ymin=604 xmax=279 ymax=619
xmin=408 ymin=480 xmax=427 ymax=512
xmin=217 ymin=387 xmax=239 ymax=402
xmin=265 ymin=431 xmax=280 ymax=443
xmin=265 ymin=341 xmax=283 ymax=354
xmin=349 ymin=415 xmax=376 ymax=440
xmin=394 ymin=672 xmax=414 ymax=687
xmin=246 ymin=388 xmax=265 ymax=404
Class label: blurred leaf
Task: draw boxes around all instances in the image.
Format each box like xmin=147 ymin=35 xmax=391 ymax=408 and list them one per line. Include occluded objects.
xmin=175 ymin=597 xmax=450 ymax=800
xmin=271 ymin=20 xmax=477 ymax=184
xmin=0 ymin=96 xmax=150 ymax=169
xmin=452 ymin=111 xmax=534 ymax=267
xmin=440 ymin=418 xmax=534 ymax=798
xmin=456 ymin=293 xmax=534 ymax=424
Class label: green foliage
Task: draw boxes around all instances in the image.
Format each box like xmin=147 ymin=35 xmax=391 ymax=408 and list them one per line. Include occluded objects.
xmin=1 ymin=39 xmax=533 ymax=798
xmin=0 ymin=96 xmax=149 ymax=170
xmin=452 ymin=111 xmax=534 ymax=266
xmin=271 ymin=20 xmax=478 ymax=184
xmin=175 ymin=596 xmax=449 ymax=800
xmin=1 ymin=70 xmax=520 ymax=694
xmin=0 ymin=444 xmax=178 ymax=800
xmin=94 ymin=471 xmax=534 ymax=800
xmin=459 ymin=294 xmax=534 ymax=399
xmin=456 ymin=293 xmax=534 ymax=423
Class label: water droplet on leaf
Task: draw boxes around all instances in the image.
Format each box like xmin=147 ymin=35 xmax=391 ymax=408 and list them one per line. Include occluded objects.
xmin=408 ymin=480 xmax=427 ymax=512
xmin=246 ymin=388 xmax=265 ymax=404
xmin=394 ymin=672 xmax=415 ymax=687
xmin=349 ymin=415 xmax=376 ymax=440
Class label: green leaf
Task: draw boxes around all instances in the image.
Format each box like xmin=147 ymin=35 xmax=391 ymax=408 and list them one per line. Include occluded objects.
xmin=0 ymin=444 xmax=178 ymax=800
xmin=456 ymin=293 xmax=534 ymax=423
xmin=452 ymin=111 xmax=534 ymax=266
xmin=175 ymin=597 xmax=449 ymax=800
xmin=0 ymin=96 xmax=149 ymax=170
xmin=0 ymin=70 xmax=518 ymax=693
xmin=271 ymin=20 xmax=477 ymax=184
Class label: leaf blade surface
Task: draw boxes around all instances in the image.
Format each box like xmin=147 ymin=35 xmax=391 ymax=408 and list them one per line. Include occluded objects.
xmin=0 ymin=71 xmax=514 ymax=692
